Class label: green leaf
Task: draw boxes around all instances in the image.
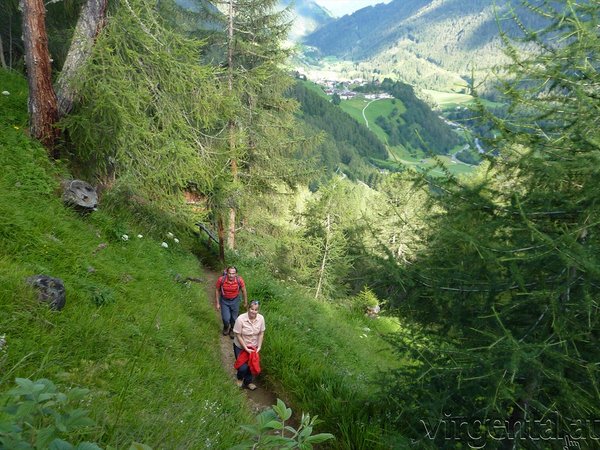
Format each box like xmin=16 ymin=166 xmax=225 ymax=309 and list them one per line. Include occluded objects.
xmin=273 ymin=399 xmax=292 ymax=421
xmin=15 ymin=401 xmax=36 ymax=419
xmin=14 ymin=378 xmax=34 ymax=390
xmin=38 ymin=393 xmax=56 ymax=402
xmin=127 ymin=443 xmax=152 ymax=450
xmin=35 ymin=425 xmax=57 ymax=448
xmin=55 ymin=417 xmax=68 ymax=433
xmin=298 ymin=425 xmax=312 ymax=440
xmin=48 ymin=438 xmax=74 ymax=450
xmin=283 ymin=425 xmax=297 ymax=436
xmin=262 ymin=420 xmax=284 ymax=430
xmin=64 ymin=409 xmax=95 ymax=430
xmin=305 ymin=433 xmax=335 ymax=444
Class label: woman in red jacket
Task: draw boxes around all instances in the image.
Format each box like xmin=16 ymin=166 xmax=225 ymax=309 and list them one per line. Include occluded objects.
xmin=232 ymin=300 xmax=265 ymax=390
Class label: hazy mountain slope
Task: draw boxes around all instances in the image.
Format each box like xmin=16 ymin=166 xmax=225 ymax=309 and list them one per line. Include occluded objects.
xmin=303 ymin=0 xmax=429 ymax=57
xmin=303 ymin=0 xmax=547 ymax=90
xmin=280 ymin=0 xmax=334 ymax=41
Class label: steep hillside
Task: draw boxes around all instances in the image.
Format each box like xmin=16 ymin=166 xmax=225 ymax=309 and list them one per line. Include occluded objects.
xmin=280 ymin=0 xmax=334 ymax=40
xmin=302 ymin=0 xmax=547 ymax=90
xmin=288 ymin=80 xmax=389 ymax=186
xmin=357 ymin=78 xmax=463 ymax=155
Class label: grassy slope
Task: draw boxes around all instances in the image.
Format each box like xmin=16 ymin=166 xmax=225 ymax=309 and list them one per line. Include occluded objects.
xmin=1 ymin=70 xmax=408 ymax=448
xmin=339 ymin=96 xmax=475 ymax=177
xmin=237 ymin=268 xmax=408 ymax=449
xmin=0 ymin=70 xmax=249 ymax=448
xmin=298 ymin=80 xmax=475 ymax=177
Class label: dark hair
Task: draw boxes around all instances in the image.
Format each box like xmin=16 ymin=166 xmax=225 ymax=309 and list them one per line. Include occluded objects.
xmin=226 ymin=266 xmax=237 ymax=273
xmin=250 ymin=299 xmax=260 ymax=306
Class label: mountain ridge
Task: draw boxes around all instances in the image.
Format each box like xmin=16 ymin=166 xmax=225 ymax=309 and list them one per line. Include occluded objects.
xmin=301 ymin=0 xmax=546 ymax=91
xmin=280 ymin=0 xmax=334 ymax=41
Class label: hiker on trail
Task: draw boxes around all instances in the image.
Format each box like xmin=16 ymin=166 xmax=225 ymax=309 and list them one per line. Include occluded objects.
xmin=233 ymin=300 xmax=264 ymax=391
xmin=215 ymin=266 xmax=248 ymax=339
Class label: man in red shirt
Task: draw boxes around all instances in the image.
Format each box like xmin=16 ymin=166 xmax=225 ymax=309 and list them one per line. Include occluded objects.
xmin=215 ymin=266 xmax=248 ymax=338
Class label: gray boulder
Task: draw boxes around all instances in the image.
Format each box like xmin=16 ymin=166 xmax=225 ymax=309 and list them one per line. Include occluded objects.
xmin=26 ymin=275 xmax=66 ymax=311
xmin=62 ymin=180 xmax=98 ymax=211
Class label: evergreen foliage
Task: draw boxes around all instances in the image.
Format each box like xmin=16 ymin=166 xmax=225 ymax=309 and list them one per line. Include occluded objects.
xmin=60 ymin=0 xmax=227 ymax=201
xmin=197 ymin=0 xmax=306 ymax=250
xmin=288 ymin=81 xmax=388 ymax=186
xmin=363 ymin=78 xmax=463 ymax=154
xmin=382 ymin=1 xmax=600 ymax=446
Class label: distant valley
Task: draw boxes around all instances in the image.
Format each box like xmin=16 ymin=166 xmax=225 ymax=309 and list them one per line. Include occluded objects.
xmin=288 ymin=0 xmax=547 ymax=93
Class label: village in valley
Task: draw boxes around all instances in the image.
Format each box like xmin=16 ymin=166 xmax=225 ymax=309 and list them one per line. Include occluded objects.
xmin=293 ymin=71 xmax=394 ymax=100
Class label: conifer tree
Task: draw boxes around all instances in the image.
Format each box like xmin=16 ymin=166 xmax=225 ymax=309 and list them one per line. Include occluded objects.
xmin=384 ymin=1 xmax=600 ymax=446
xmin=207 ymin=0 xmax=301 ymax=252
xmin=61 ymin=0 xmax=227 ymax=201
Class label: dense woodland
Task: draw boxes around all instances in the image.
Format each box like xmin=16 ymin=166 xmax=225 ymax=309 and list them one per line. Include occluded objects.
xmin=1 ymin=0 xmax=600 ymax=448
xmin=356 ymin=78 xmax=463 ymax=155
xmin=288 ymin=81 xmax=387 ymax=186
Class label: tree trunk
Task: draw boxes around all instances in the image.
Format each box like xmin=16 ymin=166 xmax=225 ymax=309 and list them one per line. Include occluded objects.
xmin=217 ymin=214 xmax=226 ymax=264
xmin=315 ymin=213 xmax=332 ymax=299
xmin=226 ymin=0 xmax=237 ymax=251
xmin=20 ymin=0 xmax=60 ymax=153
xmin=55 ymin=0 xmax=108 ymax=117
xmin=0 ymin=35 xmax=6 ymax=69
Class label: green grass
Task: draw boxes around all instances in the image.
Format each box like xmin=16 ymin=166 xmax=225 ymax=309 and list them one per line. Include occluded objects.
xmin=423 ymin=89 xmax=474 ymax=110
xmin=339 ymin=97 xmax=399 ymax=144
xmin=338 ymin=95 xmax=476 ymax=177
xmin=1 ymin=69 xmax=413 ymax=448
xmin=0 ymin=70 xmax=250 ymax=448
xmin=232 ymin=265 xmax=408 ymax=449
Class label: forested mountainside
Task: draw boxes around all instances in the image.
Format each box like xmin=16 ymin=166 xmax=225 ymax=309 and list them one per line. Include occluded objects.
xmin=302 ymin=0 xmax=549 ymax=90
xmin=2 ymin=0 xmax=600 ymax=448
xmin=289 ymin=81 xmax=388 ymax=186
xmin=356 ymin=78 xmax=463 ymax=155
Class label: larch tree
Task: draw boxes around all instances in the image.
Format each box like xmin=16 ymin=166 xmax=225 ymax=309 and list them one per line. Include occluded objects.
xmin=18 ymin=0 xmax=107 ymax=155
xmin=20 ymin=0 xmax=60 ymax=151
xmin=383 ymin=1 xmax=600 ymax=446
xmin=208 ymin=0 xmax=299 ymax=254
xmin=60 ymin=0 xmax=227 ymax=204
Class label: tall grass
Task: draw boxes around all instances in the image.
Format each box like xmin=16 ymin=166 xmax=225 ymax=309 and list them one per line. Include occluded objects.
xmin=234 ymin=262 xmax=411 ymax=449
xmin=2 ymin=68 xmax=414 ymax=448
xmin=0 ymin=70 xmax=250 ymax=448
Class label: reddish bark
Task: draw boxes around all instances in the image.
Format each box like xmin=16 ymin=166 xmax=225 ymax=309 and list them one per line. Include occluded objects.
xmin=20 ymin=0 xmax=60 ymax=153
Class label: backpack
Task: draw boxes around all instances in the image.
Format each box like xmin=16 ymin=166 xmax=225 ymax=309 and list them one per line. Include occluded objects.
xmin=218 ymin=270 xmax=242 ymax=298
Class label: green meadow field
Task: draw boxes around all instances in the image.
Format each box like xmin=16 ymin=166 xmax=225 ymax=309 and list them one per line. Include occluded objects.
xmin=339 ymin=95 xmax=476 ymax=177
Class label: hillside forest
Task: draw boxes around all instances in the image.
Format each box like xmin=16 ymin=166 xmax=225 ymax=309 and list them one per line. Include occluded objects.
xmin=1 ymin=0 xmax=599 ymax=448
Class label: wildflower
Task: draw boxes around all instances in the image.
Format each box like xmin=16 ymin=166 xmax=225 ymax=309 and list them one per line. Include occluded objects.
xmin=161 ymin=242 xmax=169 ymax=248
xmin=2 ymin=91 xmax=9 ymax=96
xmin=173 ymin=238 xmax=180 ymax=244
xmin=137 ymin=234 xmax=143 ymax=238
xmin=167 ymin=232 xmax=174 ymax=239
xmin=0 ymin=335 xmax=6 ymax=352
xmin=121 ymin=234 xmax=129 ymax=241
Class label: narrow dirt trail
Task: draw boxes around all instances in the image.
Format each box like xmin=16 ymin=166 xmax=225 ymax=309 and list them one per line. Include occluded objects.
xmin=200 ymin=266 xmax=278 ymax=415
